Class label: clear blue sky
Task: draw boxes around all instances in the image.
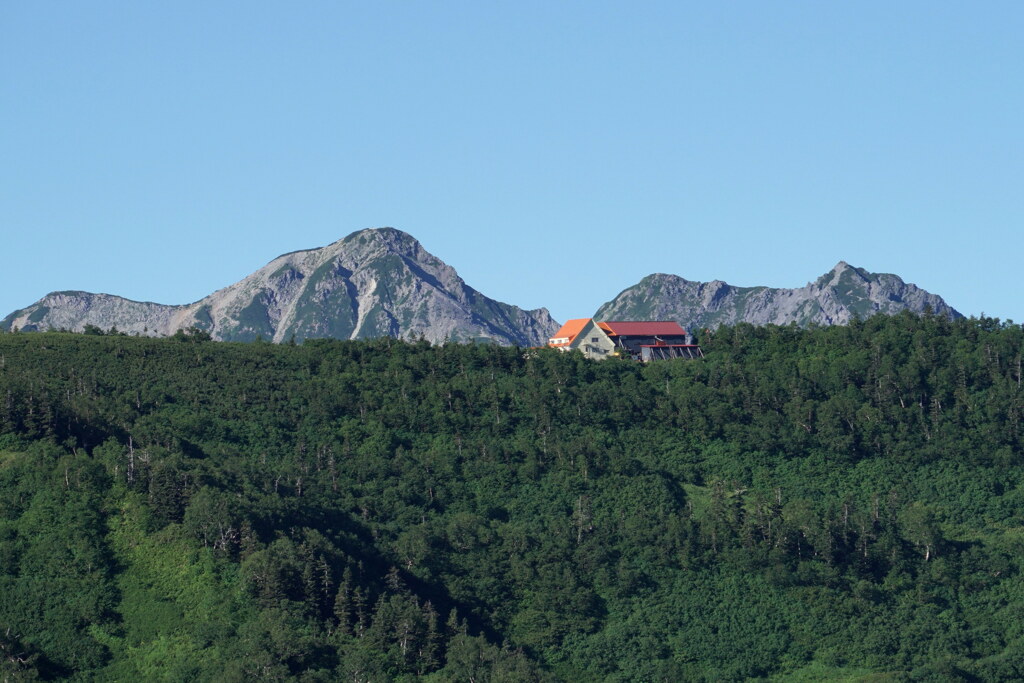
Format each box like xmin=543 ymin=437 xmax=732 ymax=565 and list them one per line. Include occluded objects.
xmin=3 ymin=2 xmax=1022 ymax=325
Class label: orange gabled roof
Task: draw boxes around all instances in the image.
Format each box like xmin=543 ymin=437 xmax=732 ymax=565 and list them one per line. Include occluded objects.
xmin=548 ymin=318 xmax=591 ymax=346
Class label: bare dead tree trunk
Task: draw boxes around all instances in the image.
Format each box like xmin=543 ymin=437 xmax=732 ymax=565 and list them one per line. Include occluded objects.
xmin=128 ymin=436 xmax=135 ymax=485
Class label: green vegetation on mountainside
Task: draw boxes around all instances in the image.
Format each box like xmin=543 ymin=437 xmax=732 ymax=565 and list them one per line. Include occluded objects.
xmin=0 ymin=312 xmax=1023 ymax=680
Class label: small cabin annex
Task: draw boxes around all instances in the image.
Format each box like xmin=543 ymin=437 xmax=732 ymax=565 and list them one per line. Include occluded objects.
xmin=547 ymin=319 xmax=703 ymax=361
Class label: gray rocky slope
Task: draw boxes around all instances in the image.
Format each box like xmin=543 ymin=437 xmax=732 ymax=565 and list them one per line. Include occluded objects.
xmin=2 ymin=228 xmax=559 ymax=346
xmin=595 ymin=261 xmax=961 ymax=330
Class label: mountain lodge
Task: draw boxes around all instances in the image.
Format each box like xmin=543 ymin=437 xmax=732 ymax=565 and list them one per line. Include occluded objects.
xmin=548 ymin=319 xmax=704 ymax=361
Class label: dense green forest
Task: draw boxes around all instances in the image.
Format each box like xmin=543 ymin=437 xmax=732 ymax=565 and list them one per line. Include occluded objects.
xmin=1 ymin=312 xmax=1023 ymax=681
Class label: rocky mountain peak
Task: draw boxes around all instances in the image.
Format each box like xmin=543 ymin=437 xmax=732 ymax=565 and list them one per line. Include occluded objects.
xmin=2 ymin=228 xmax=558 ymax=346
xmin=814 ymin=260 xmax=870 ymax=288
xmin=596 ymin=262 xmax=960 ymax=330
xmin=336 ymin=227 xmax=423 ymax=258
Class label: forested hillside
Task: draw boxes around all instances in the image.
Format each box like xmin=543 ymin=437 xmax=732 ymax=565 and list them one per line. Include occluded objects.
xmin=1 ymin=313 xmax=1023 ymax=681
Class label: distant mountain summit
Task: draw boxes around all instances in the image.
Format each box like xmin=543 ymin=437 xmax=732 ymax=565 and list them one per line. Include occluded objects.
xmin=2 ymin=228 xmax=558 ymax=346
xmin=595 ymin=261 xmax=961 ymax=329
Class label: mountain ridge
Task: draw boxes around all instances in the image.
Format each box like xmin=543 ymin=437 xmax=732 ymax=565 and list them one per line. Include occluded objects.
xmin=594 ymin=260 xmax=961 ymax=329
xmin=3 ymin=229 xmax=963 ymax=343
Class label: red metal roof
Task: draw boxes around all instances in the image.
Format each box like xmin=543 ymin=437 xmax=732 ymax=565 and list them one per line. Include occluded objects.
xmin=638 ymin=344 xmax=700 ymax=348
xmin=601 ymin=321 xmax=687 ymax=337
